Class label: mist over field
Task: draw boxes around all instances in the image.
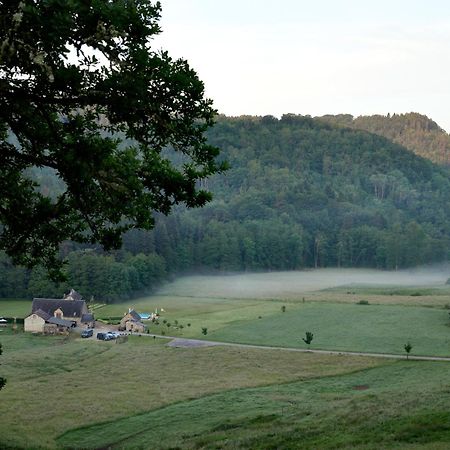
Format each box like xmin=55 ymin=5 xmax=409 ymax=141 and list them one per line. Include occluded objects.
xmin=157 ymin=267 xmax=450 ymax=299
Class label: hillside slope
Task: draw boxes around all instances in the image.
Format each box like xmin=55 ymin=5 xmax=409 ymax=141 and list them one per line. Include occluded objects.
xmin=318 ymin=112 xmax=450 ymax=165
xmin=158 ymin=114 xmax=450 ymax=271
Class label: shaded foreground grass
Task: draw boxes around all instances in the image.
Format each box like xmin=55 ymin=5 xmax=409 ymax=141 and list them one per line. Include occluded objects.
xmin=58 ymin=360 xmax=450 ymax=450
xmin=0 ymin=330 xmax=382 ymax=449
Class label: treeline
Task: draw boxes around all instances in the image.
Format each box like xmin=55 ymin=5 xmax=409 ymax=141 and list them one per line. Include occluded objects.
xmin=3 ymin=114 xmax=450 ymax=302
xmin=318 ymin=112 xmax=450 ymax=165
xmin=0 ymin=250 xmax=166 ymax=302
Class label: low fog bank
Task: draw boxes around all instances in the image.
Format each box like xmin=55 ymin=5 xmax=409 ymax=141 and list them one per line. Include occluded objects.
xmin=157 ymin=266 xmax=450 ymax=299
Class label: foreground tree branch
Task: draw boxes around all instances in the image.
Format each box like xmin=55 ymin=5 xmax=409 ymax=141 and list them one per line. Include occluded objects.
xmin=0 ymin=0 xmax=226 ymax=278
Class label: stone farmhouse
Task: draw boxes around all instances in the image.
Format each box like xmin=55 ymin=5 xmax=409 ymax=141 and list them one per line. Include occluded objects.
xmin=119 ymin=309 xmax=147 ymax=333
xmin=24 ymin=289 xmax=95 ymax=334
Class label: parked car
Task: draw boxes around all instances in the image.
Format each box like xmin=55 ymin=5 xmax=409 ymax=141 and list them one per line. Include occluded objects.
xmin=106 ymin=331 xmax=119 ymax=339
xmin=81 ymin=329 xmax=94 ymax=338
xmin=97 ymin=332 xmax=113 ymax=341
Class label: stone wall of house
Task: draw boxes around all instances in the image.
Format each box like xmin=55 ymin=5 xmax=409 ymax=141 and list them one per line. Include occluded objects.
xmin=125 ymin=321 xmax=146 ymax=333
xmin=120 ymin=313 xmax=132 ymax=329
xmin=43 ymin=323 xmax=59 ymax=335
xmin=24 ymin=314 xmax=45 ymax=333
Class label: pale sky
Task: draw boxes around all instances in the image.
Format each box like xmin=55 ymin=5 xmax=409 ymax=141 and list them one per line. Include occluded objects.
xmin=155 ymin=1 xmax=450 ymax=131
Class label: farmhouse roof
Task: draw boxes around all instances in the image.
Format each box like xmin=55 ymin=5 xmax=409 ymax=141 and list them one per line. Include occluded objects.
xmin=128 ymin=318 xmax=143 ymax=323
xmin=81 ymin=313 xmax=94 ymax=323
xmin=63 ymin=289 xmax=83 ymax=301
xmin=126 ymin=310 xmax=141 ymax=321
xmin=47 ymin=317 xmax=74 ymax=328
xmin=33 ymin=309 xmax=51 ymax=321
xmin=32 ymin=298 xmax=86 ymax=319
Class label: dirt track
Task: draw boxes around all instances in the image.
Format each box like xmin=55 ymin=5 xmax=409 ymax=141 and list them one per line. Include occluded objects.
xmin=158 ymin=335 xmax=450 ymax=362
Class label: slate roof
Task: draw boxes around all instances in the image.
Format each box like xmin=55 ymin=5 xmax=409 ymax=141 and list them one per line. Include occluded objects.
xmin=81 ymin=313 xmax=94 ymax=323
xmin=33 ymin=309 xmax=51 ymax=321
xmin=63 ymin=289 xmax=83 ymax=301
xmin=32 ymin=298 xmax=87 ymax=319
xmin=127 ymin=310 xmax=141 ymax=321
xmin=47 ymin=317 xmax=74 ymax=327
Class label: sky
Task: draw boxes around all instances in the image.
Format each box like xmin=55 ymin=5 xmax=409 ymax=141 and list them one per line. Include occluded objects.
xmin=155 ymin=0 xmax=450 ymax=131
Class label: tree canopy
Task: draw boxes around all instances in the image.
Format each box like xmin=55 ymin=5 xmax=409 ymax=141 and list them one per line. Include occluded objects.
xmin=0 ymin=0 xmax=225 ymax=278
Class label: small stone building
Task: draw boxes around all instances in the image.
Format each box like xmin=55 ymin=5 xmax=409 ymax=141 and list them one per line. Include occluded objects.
xmin=24 ymin=309 xmax=74 ymax=334
xmin=24 ymin=309 xmax=50 ymax=333
xmin=120 ymin=309 xmax=146 ymax=333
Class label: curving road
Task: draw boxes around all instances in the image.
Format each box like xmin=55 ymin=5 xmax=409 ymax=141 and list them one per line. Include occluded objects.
xmin=144 ymin=333 xmax=450 ymax=362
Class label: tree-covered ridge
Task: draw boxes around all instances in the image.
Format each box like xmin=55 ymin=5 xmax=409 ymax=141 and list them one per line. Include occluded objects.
xmin=318 ymin=112 xmax=450 ymax=165
xmin=3 ymin=114 xmax=450 ymax=302
xmin=176 ymin=114 xmax=450 ymax=271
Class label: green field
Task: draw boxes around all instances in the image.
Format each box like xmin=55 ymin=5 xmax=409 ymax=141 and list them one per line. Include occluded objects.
xmin=58 ymin=360 xmax=450 ymax=450
xmin=207 ymin=302 xmax=450 ymax=356
xmin=0 ymin=327 xmax=382 ymax=449
xmin=97 ymin=285 xmax=450 ymax=357
xmin=2 ymin=270 xmax=450 ymax=448
xmin=4 ymin=270 xmax=450 ymax=357
xmin=0 ymin=299 xmax=33 ymax=317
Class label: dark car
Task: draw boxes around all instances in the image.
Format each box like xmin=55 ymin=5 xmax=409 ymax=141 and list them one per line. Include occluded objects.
xmin=96 ymin=332 xmax=112 ymax=341
xmin=81 ymin=328 xmax=94 ymax=338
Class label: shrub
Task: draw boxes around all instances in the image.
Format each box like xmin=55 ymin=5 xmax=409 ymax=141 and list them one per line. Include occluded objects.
xmin=302 ymin=331 xmax=314 ymax=346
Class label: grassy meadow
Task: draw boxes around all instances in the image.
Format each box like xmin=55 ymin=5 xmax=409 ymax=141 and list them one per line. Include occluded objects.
xmin=91 ymin=270 xmax=450 ymax=357
xmin=0 ymin=299 xmax=34 ymax=317
xmin=59 ymin=360 xmax=450 ymax=450
xmin=2 ymin=269 xmax=450 ymax=448
xmin=0 ymin=326 xmax=383 ymax=449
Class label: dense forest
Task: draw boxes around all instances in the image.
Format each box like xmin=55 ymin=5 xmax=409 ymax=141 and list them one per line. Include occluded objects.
xmin=318 ymin=112 xmax=450 ymax=165
xmin=2 ymin=114 xmax=450 ymax=302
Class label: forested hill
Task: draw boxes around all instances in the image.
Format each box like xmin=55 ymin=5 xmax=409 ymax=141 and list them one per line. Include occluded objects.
xmin=318 ymin=112 xmax=450 ymax=165
xmin=169 ymin=114 xmax=450 ymax=272
xmin=3 ymin=114 xmax=450 ymax=302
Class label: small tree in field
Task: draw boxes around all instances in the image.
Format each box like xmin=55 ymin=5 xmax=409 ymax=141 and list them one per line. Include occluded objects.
xmin=201 ymin=327 xmax=208 ymax=336
xmin=404 ymin=342 xmax=412 ymax=360
xmin=281 ymin=305 xmax=286 ymax=313
xmin=302 ymin=331 xmax=314 ymax=347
